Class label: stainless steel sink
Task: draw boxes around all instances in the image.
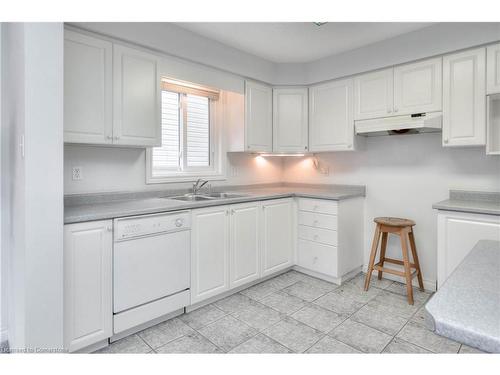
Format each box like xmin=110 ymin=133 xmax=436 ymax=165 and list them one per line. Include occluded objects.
xmin=205 ymin=192 xmax=247 ymax=199
xmin=169 ymin=194 xmax=216 ymax=202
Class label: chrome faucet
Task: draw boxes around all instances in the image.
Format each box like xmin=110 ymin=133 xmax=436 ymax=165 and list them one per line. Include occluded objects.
xmin=192 ymin=178 xmax=208 ymax=195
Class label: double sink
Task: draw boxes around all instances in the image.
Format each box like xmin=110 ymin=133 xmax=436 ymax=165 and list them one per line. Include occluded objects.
xmin=168 ymin=192 xmax=247 ymax=202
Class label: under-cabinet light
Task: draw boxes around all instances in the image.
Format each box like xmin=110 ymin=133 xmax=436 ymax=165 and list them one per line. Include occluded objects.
xmin=258 ymin=153 xmax=305 ymax=157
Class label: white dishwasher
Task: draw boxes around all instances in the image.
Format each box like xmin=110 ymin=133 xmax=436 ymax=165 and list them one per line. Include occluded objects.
xmin=113 ymin=211 xmax=190 ymax=335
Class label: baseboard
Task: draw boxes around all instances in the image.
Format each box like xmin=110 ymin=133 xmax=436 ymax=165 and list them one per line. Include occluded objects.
xmin=362 ymin=264 xmax=436 ymax=292
xmin=0 ymin=328 xmax=8 ymax=353
xmin=292 ymin=265 xmax=362 ymax=285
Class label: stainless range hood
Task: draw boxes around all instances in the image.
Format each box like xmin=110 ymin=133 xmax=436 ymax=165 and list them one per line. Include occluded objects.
xmin=355 ymin=112 xmax=442 ymax=137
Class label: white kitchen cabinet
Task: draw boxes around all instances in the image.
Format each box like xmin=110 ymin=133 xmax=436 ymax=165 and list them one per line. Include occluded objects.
xmin=191 ymin=206 xmax=230 ymax=304
xmin=393 ymin=57 xmax=442 ymax=115
xmin=437 ymin=210 xmax=500 ymax=288
xmin=487 ymin=43 xmax=500 ymax=95
xmin=64 ymin=30 xmax=113 ymax=144
xmin=443 ymin=48 xmax=486 ymax=147
xmin=261 ymin=199 xmax=294 ymax=277
xmin=309 ymin=78 xmax=355 ymax=152
xmin=229 ymin=203 xmax=261 ymax=288
xmin=354 ymin=68 xmax=394 ymax=120
xmin=64 ymin=220 xmax=113 ymax=352
xmin=113 ymin=44 xmax=161 ymax=147
xmin=244 ymin=80 xmax=273 ymax=152
xmin=272 ymin=88 xmax=308 ymax=153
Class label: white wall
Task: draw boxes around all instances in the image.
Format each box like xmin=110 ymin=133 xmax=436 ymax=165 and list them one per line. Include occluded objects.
xmin=282 ymin=134 xmax=500 ymax=290
xmin=1 ymin=22 xmax=64 ymax=350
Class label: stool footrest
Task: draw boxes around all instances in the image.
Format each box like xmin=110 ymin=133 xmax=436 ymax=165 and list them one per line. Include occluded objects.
xmin=381 ymin=257 xmax=417 ymax=269
xmin=374 ymin=261 xmax=419 ymax=279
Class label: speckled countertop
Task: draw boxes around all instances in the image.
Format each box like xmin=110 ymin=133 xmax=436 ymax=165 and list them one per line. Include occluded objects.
xmin=432 ymin=190 xmax=500 ymax=216
xmin=64 ymin=183 xmax=366 ymax=224
xmin=425 ymin=240 xmax=500 ymax=353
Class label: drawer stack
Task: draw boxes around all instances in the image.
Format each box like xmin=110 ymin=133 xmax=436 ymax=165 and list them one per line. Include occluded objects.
xmin=297 ymin=198 xmax=339 ymax=277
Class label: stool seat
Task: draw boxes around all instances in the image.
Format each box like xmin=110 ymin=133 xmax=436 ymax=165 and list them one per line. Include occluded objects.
xmin=374 ymin=217 xmax=415 ymax=227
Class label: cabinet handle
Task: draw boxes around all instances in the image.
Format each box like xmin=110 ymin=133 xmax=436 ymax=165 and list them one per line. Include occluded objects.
xmin=107 ymin=226 xmax=112 ymax=232
xmin=231 ymin=209 xmax=235 ymax=215
xmin=387 ymin=109 xmax=392 ymax=114
xmin=114 ymin=136 xmax=120 ymax=140
xmin=394 ymin=107 xmax=399 ymax=112
xmin=106 ymin=135 xmax=113 ymax=140
xmin=225 ymin=210 xmax=229 ymax=216
xmin=348 ymin=144 xmax=353 ymax=148
xmin=444 ymin=139 xmax=449 ymax=144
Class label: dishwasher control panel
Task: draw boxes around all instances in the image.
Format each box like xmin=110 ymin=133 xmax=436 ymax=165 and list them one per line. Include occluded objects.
xmin=114 ymin=211 xmax=191 ymax=240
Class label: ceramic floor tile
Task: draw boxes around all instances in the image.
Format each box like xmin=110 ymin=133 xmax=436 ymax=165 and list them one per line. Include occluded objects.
xmin=213 ymin=293 xmax=254 ymax=314
xmin=306 ymin=336 xmax=361 ymax=353
xmin=197 ymin=315 xmax=258 ymax=352
xmin=385 ymin=282 xmax=432 ymax=305
xmin=334 ymin=280 xmax=382 ymax=303
xmin=260 ymin=290 xmax=307 ymax=315
xmin=229 ymin=334 xmax=291 ymax=353
xmin=313 ymin=290 xmax=365 ymax=315
xmin=295 ymin=274 xmax=339 ymax=292
xmin=396 ymin=321 xmax=461 ymax=353
xmin=329 ymin=319 xmax=392 ymax=353
xmin=366 ymin=290 xmax=420 ymax=319
xmin=262 ymin=271 xmax=303 ymax=290
xmin=283 ymin=281 xmax=330 ymax=302
xmin=351 ymin=273 xmax=395 ymax=290
xmin=231 ymin=298 xmax=285 ymax=331
xmin=263 ymin=317 xmax=324 ymax=353
xmin=410 ymin=306 xmax=431 ymax=327
xmin=95 ymin=334 xmax=151 ymax=354
xmin=382 ymin=338 xmax=431 ymax=353
xmin=155 ymin=332 xmax=222 ymax=353
xmin=179 ymin=304 xmax=227 ymax=330
xmin=351 ymin=304 xmax=408 ymax=335
xmin=291 ymin=304 xmax=347 ymax=333
xmin=138 ymin=318 xmax=195 ymax=349
xmin=240 ymin=281 xmax=279 ymax=301
xmin=459 ymin=344 xmax=486 ymax=354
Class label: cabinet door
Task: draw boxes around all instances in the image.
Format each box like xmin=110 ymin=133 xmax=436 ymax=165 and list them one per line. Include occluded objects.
xmin=309 ymin=78 xmax=355 ymax=152
xmin=443 ymin=48 xmax=486 ymax=147
xmin=245 ymin=80 xmax=273 ymax=152
xmin=394 ymin=57 xmax=442 ymax=115
xmin=113 ymin=44 xmax=161 ymax=147
xmin=261 ymin=199 xmax=294 ymax=277
xmin=354 ymin=68 xmax=394 ymax=120
xmin=273 ymin=88 xmax=308 ymax=153
xmin=487 ymin=43 xmax=500 ymax=95
xmin=64 ymin=220 xmax=112 ymax=352
xmin=191 ymin=206 xmax=230 ymax=304
xmin=437 ymin=211 xmax=500 ymax=288
xmin=64 ymin=31 xmax=113 ymax=144
xmin=229 ymin=203 xmax=260 ymax=288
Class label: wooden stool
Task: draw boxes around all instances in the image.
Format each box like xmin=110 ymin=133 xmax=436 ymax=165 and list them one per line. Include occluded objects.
xmin=364 ymin=217 xmax=424 ymax=305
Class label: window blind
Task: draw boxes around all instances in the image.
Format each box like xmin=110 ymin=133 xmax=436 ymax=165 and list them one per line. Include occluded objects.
xmin=152 ymin=91 xmax=180 ymax=172
xmin=161 ymin=78 xmax=220 ymax=101
xmin=186 ymin=94 xmax=210 ymax=167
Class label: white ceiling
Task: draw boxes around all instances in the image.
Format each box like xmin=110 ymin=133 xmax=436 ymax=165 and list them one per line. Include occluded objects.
xmin=175 ymin=22 xmax=434 ymax=63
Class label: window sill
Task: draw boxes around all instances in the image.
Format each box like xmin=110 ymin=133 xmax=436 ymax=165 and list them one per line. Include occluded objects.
xmin=146 ymin=172 xmax=227 ymax=184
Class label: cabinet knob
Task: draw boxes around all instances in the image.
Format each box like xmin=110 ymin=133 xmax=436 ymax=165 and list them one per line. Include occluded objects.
xmin=444 ymin=139 xmax=449 ymax=144
xmin=313 ymin=220 xmax=319 ymax=226
xmin=348 ymin=144 xmax=353 ymax=148
xmin=231 ymin=209 xmax=235 ymax=215
xmin=107 ymin=226 xmax=112 ymax=232
xmin=394 ymin=107 xmax=399 ymax=112
xmin=313 ymin=235 xmax=319 ymax=241
xmin=106 ymin=135 xmax=113 ymax=140
xmin=114 ymin=136 xmax=120 ymax=140
xmin=387 ymin=109 xmax=392 ymax=114
xmin=304 ymin=146 xmax=308 ymax=150
xmin=175 ymin=218 xmax=184 ymax=227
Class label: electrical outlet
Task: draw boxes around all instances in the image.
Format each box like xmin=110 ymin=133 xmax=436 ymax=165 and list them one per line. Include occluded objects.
xmin=72 ymin=166 xmax=83 ymax=181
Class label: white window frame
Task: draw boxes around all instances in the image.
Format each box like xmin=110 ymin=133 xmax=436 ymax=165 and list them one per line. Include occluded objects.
xmin=146 ymin=92 xmax=225 ymax=184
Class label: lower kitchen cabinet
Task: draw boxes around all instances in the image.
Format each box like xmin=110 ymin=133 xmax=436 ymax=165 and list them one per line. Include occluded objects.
xmin=64 ymin=220 xmax=113 ymax=352
xmin=261 ymin=199 xmax=295 ymax=277
xmin=437 ymin=210 xmax=500 ymax=288
xmin=190 ymin=206 xmax=230 ymax=304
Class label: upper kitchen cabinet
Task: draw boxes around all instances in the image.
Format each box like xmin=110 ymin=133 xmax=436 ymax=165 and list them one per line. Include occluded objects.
xmin=393 ymin=57 xmax=442 ymax=116
xmin=354 ymin=68 xmax=393 ymax=120
xmin=487 ymin=43 xmax=500 ymax=95
xmin=272 ymin=88 xmax=308 ymax=153
xmin=309 ymin=78 xmax=355 ymax=152
xmin=443 ymin=48 xmax=486 ymax=147
xmin=113 ymin=44 xmax=161 ymax=147
xmin=64 ymin=30 xmax=113 ymax=144
xmin=244 ymin=80 xmax=273 ymax=152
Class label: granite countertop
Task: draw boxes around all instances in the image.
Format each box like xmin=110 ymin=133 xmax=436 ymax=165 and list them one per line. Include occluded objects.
xmin=433 ymin=190 xmax=500 ymax=216
xmin=64 ymin=183 xmax=366 ymax=224
xmin=425 ymin=240 xmax=500 ymax=353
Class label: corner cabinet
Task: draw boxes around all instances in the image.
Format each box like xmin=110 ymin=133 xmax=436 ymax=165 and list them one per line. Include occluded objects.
xmin=64 ymin=31 xmax=113 ymax=144
xmin=64 ymin=220 xmax=113 ymax=352
xmin=487 ymin=43 xmax=500 ymax=95
xmin=113 ymin=44 xmax=161 ymax=147
xmin=244 ymin=80 xmax=273 ymax=152
xmin=261 ymin=199 xmax=294 ymax=277
xmin=272 ymin=88 xmax=308 ymax=153
xmin=309 ymin=78 xmax=355 ymax=152
xmin=443 ymin=48 xmax=486 ymax=147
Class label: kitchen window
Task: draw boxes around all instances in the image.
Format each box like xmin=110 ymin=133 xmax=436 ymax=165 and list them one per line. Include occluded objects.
xmin=147 ymin=78 xmax=224 ymax=183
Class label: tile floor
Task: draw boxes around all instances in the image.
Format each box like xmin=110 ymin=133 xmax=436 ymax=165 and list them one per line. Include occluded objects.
xmin=96 ymin=271 xmax=485 ymax=354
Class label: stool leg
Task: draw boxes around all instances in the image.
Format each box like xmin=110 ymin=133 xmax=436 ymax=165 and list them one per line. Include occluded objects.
xmin=400 ymin=229 xmax=414 ymax=305
xmin=377 ymin=232 xmax=388 ymax=280
xmin=409 ymin=228 xmax=424 ymax=291
xmin=365 ymin=224 xmax=381 ymax=291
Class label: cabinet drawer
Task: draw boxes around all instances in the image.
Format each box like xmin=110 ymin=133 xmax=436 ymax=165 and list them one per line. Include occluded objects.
xmin=298 ymin=239 xmax=338 ymax=277
xmin=298 ymin=225 xmax=337 ymax=246
xmin=298 ymin=198 xmax=338 ymax=215
xmin=298 ymin=211 xmax=338 ymax=230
